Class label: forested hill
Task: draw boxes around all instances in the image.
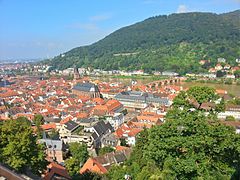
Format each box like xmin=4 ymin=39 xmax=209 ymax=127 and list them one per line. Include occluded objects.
xmin=48 ymin=10 xmax=240 ymax=74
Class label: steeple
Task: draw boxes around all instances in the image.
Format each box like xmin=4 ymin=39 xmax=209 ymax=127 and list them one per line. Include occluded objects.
xmin=73 ymin=65 xmax=80 ymax=80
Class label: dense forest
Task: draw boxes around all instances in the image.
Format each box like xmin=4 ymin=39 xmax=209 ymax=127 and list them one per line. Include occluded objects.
xmin=47 ymin=10 xmax=240 ymax=74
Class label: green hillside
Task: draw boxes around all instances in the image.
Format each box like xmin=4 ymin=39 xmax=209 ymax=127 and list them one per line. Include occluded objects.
xmin=48 ymin=10 xmax=240 ymax=74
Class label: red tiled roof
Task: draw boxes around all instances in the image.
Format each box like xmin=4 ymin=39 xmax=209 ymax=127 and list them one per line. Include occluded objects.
xmin=60 ymin=116 xmax=73 ymax=124
xmin=44 ymin=162 xmax=71 ymax=180
xmin=92 ymin=97 xmax=105 ymax=105
xmin=80 ymin=158 xmax=108 ymax=174
xmin=115 ymin=146 xmax=129 ymax=151
xmin=216 ymin=89 xmax=227 ymax=95
xmin=41 ymin=123 xmax=56 ymax=130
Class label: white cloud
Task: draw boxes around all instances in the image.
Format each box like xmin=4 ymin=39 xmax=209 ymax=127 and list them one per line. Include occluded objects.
xmin=89 ymin=14 xmax=111 ymax=22
xmin=177 ymin=4 xmax=188 ymax=13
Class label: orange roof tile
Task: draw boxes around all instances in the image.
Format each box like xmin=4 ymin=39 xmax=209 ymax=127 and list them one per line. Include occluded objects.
xmin=41 ymin=123 xmax=56 ymax=130
xmin=80 ymin=158 xmax=108 ymax=174
xmin=92 ymin=97 xmax=105 ymax=105
xmin=44 ymin=162 xmax=71 ymax=180
xmin=216 ymin=89 xmax=227 ymax=95
xmin=115 ymin=146 xmax=129 ymax=151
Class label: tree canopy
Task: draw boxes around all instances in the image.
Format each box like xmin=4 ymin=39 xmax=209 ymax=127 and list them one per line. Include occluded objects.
xmin=0 ymin=117 xmax=47 ymax=175
xmin=99 ymin=146 xmax=115 ymax=156
xmin=172 ymin=86 xmax=219 ymax=111
xmin=65 ymin=142 xmax=89 ymax=177
xmin=108 ymin=86 xmax=240 ymax=180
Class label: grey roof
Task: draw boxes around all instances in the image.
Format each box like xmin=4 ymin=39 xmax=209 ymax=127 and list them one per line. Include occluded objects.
xmin=115 ymin=153 xmax=126 ymax=163
xmin=94 ymin=148 xmax=132 ymax=167
xmin=91 ymin=132 xmax=98 ymax=140
xmin=104 ymin=133 xmax=117 ymax=141
xmin=105 ymin=122 xmax=114 ymax=132
xmin=73 ymin=83 xmax=99 ymax=92
xmin=115 ymin=90 xmax=169 ymax=105
xmin=102 ymin=133 xmax=118 ymax=147
xmin=44 ymin=117 xmax=61 ymax=123
xmin=94 ymin=121 xmax=107 ymax=136
xmin=115 ymin=91 xmax=146 ymax=102
xmin=0 ymin=80 xmax=12 ymax=87
xmin=93 ymin=121 xmax=113 ymax=137
xmin=39 ymin=139 xmax=63 ymax=151
xmin=64 ymin=120 xmax=79 ymax=131
xmin=78 ymin=117 xmax=96 ymax=124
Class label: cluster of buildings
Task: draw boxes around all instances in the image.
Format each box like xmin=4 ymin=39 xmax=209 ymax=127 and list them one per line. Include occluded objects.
xmin=0 ymin=67 xmax=239 ymax=178
xmin=200 ymin=58 xmax=240 ymax=78
xmin=0 ymin=72 xmax=178 ymax=178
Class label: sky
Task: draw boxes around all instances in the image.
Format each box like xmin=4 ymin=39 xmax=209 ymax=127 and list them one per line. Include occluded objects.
xmin=0 ymin=0 xmax=239 ymax=60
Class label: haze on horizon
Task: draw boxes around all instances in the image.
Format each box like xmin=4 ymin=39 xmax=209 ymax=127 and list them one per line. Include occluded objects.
xmin=0 ymin=0 xmax=239 ymax=61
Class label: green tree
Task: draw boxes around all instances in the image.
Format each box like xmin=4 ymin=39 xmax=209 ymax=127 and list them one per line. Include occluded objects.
xmin=109 ymin=86 xmax=240 ymax=179
xmin=234 ymin=70 xmax=240 ymax=78
xmin=120 ymin=138 xmax=127 ymax=146
xmin=99 ymin=146 xmax=115 ymax=156
xmin=77 ymin=171 xmax=103 ymax=180
xmin=65 ymin=143 xmax=89 ymax=177
xmin=128 ymin=128 xmax=148 ymax=167
xmin=33 ymin=114 xmax=44 ymax=126
xmin=69 ymin=142 xmax=89 ymax=162
xmin=144 ymin=110 xmax=240 ymax=179
xmin=225 ymin=115 xmax=235 ymax=121
xmin=216 ymin=98 xmax=225 ymax=112
xmin=0 ymin=118 xmax=47 ymax=175
xmin=173 ymin=86 xmax=218 ymax=110
xmin=187 ymin=86 xmax=217 ymax=105
xmin=65 ymin=158 xmax=81 ymax=177
xmin=33 ymin=114 xmax=44 ymax=139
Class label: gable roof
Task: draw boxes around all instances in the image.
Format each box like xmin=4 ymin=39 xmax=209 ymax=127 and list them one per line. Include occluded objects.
xmin=44 ymin=162 xmax=71 ymax=180
xmin=90 ymin=121 xmax=114 ymax=141
xmin=64 ymin=120 xmax=79 ymax=131
xmin=73 ymin=83 xmax=99 ymax=92
xmin=80 ymin=158 xmax=108 ymax=174
xmin=80 ymin=148 xmax=132 ymax=175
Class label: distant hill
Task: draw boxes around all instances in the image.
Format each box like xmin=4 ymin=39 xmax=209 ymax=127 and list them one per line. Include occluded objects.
xmin=47 ymin=10 xmax=240 ymax=74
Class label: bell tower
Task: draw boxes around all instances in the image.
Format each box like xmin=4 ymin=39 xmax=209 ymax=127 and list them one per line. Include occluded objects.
xmin=73 ymin=65 xmax=80 ymax=80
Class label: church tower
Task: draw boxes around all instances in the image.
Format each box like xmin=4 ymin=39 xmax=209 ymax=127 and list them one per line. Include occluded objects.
xmin=73 ymin=66 xmax=80 ymax=80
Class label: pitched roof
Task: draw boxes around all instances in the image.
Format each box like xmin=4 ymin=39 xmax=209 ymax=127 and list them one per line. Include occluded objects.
xmin=80 ymin=158 xmax=108 ymax=174
xmin=115 ymin=145 xmax=129 ymax=151
xmin=93 ymin=121 xmax=113 ymax=136
xmin=44 ymin=162 xmax=71 ymax=180
xmin=80 ymin=148 xmax=132 ymax=175
xmin=92 ymin=97 xmax=105 ymax=105
xmin=64 ymin=120 xmax=79 ymax=131
xmin=73 ymin=83 xmax=99 ymax=92
xmin=41 ymin=123 xmax=56 ymax=131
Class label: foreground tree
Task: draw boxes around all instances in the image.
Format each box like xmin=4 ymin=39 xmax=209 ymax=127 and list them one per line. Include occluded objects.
xmin=0 ymin=117 xmax=47 ymax=175
xmin=108 ymin=86 xmax=240 ymax=179
xmin=65 ymin=142 xmax=89 ymax=177
xmin=145 ymin=110 xmax=240 ymax=179
xmin=33 ymin=114 xmax=44 ymax=126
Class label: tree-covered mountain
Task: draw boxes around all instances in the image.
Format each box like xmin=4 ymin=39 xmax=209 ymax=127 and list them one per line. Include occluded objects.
xmin=48 ymin=10 xmax=240 ymax=74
